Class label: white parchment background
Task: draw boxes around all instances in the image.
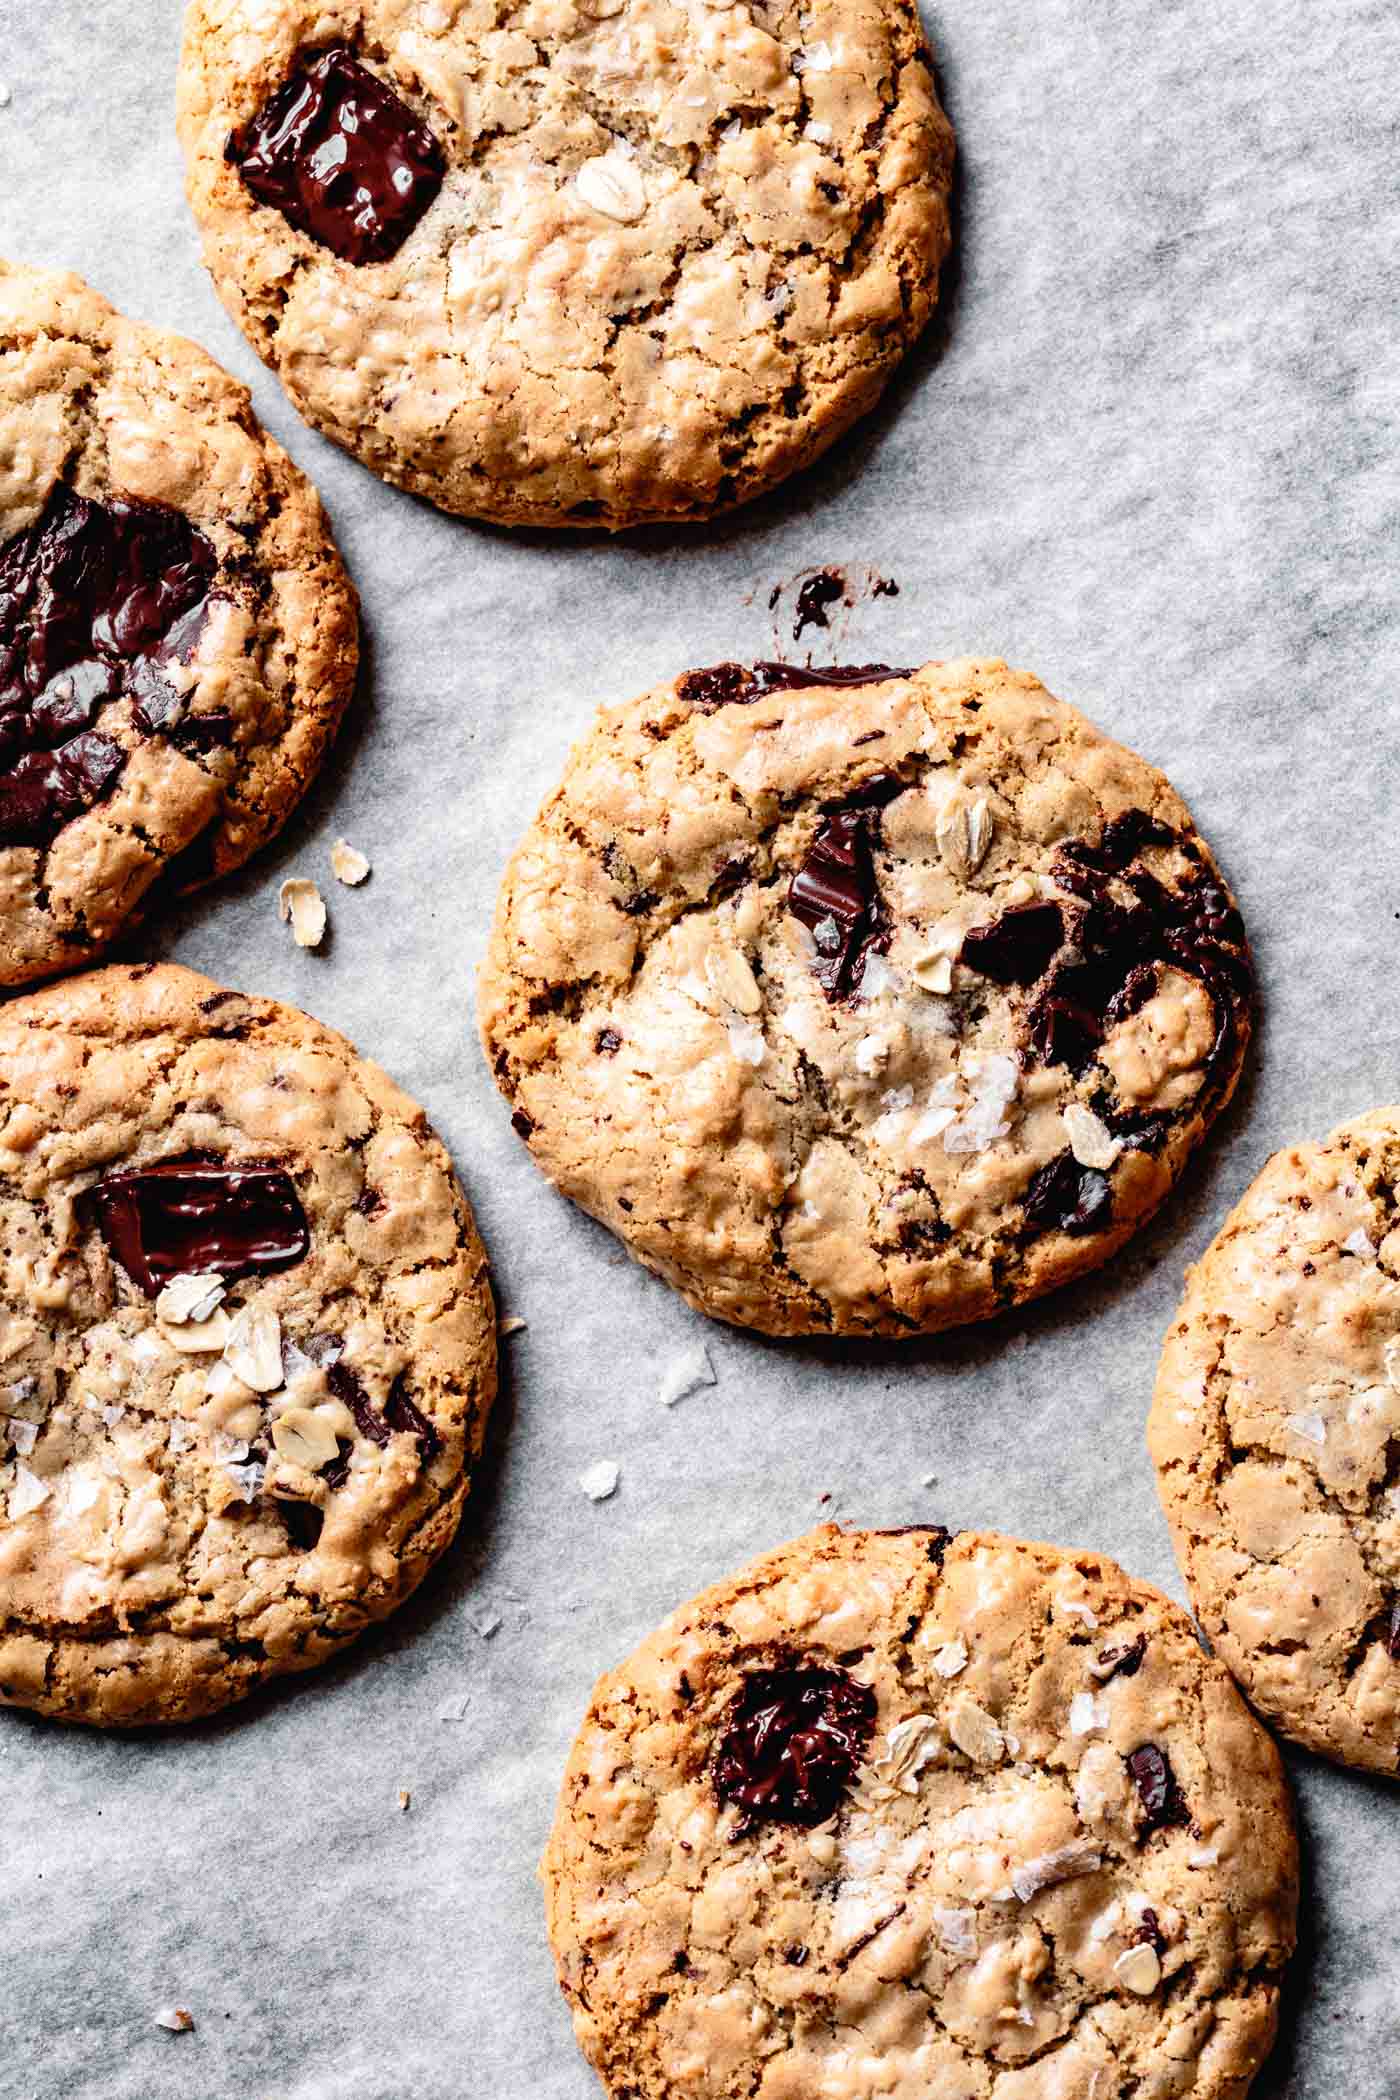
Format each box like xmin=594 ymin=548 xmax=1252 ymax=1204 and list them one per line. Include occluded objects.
xmin=1 ymin=0 xmax=1398 ymax=2094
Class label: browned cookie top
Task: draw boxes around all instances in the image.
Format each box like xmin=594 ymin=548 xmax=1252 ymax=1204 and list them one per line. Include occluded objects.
xmin=0 ymin=261 xmax=357 ymax=989
xmin=0 ymin=964 xmax=496 ymax=1726
xmin=480 ymin=658 xmax=1252 ymax=1337
xmin=1152 ymin=1108 xmax=1400 ymax=1776
xmin=177 ymin=0 xmax=955 ymax=528
xmin=543 ymin=1526 xmax=1298 ymax=2100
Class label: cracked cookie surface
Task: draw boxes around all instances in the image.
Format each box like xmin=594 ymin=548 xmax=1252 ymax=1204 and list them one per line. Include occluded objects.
xmin=478 ymin=658 xmax=1253 ymax=1338
xmin=0 ymin=963 xmax=496 ymax=1727
xmin=1150 ymin=1109 xmax=1400 ymax=1776
xmin=176 ymin=0 xmax=955 ymax=529
xmin=542 ymin=1525 xmax=1297 ymax=2100
xmin=0 ymin=260 xmax=358 ymax=989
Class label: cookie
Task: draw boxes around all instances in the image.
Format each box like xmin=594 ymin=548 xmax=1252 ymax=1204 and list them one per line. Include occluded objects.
xmin=478 ymin=658 xmax=1253 ymax=1338
xmin=0 ymin=963 xmax=496 ymax=1727
xmin=1151 ymin=1109 xmax=1400 ymax=1775
xmin=176 ymin=0 xmax=955 ymax=529
xmin=542 ymin=1525 xmax=1298 ymax=2100
xmin=0 ymin=259 xmax=357 ymax=989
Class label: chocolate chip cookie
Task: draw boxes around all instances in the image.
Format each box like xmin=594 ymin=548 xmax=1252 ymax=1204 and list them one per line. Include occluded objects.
xmin=542 ymin=1525 xmax=1298 ymax=2100
xmin=0 ymin=260 xmax=357 ymax=989
xmin=1151 ymin=1109 xmax=1400 ymax=1776
xmin=0 ymin=963 xmax=496 ymax=1727
xmin=479 ymin=658 xmax=1253 ymax=1337
xmin=176 ymin=0 xmax=955 ymax=529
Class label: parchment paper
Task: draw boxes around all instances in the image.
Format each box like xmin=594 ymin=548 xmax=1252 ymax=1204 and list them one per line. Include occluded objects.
xmin=1 ymin=1 xmax=1398 ymax=2093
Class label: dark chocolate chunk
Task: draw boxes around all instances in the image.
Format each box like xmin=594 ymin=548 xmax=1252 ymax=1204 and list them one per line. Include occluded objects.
xmin=383 ymin=1375 xmax=442 ymax=1464
xmin=1022 ymin=1152 xmax=1113 ymax=1237
xmin=1094 ymin=1634 xmax=1147 ymax=1681
xmin=791 ymin=570 xmax=845 ymax=641
xmin=959 ymin=901 xmax=1065 ymax=987
xmin=1126 ymin=1743 xmax=1188 ymax=1834
xmin=89 ymin=1155 xmax=309 ymax=1295
xmin=0 ymin=485 xmax=217 ymax=846
xmin=232 ymin=45 xmax=445 ymax=266
xmin=1028 ymin=820 xmax=1253 ymax=1102
xmin=326 ymin=1363 xmax=439 ymax=1463
xmin=325 ymin=1360 xmax=390 ymax=1448
xmin=0 ymin=734 xmax=125 ymax=846
xmin=511 ymin=1108 xmax=534 ymax=1139
xmin=595 ymin=1027 xmax=622 ymax=1056
xmin=676 ymin=661 xmax=914 ymax=712
xmin=713 ymin=1661 xmax=876 ymax=1825
xmin=789 ymin=806 xmax=889 ymax=1002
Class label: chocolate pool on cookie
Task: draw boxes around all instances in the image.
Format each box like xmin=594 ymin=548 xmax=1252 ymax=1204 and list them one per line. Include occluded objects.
xmin=542 ymin=1526 xmax=1298 ymax=2100
xmin=0 ymin=261 xmax=358 ymax=989
xmin=0 ymin=965 xmax=496 ymax=1727
xmin=479 ymin=658 xmax=1253 ymax=1338
xmin=177 ymin=0 xmax=956 ymax=529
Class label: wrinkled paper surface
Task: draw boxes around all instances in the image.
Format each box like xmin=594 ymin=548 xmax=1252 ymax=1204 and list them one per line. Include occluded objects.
xmin=1 ymin=1 xmax=1398 ymax=2093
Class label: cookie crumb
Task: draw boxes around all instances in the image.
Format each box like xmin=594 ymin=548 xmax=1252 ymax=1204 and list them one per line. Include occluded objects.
xmin=331 ymin=838 xmax=371 ymax=886
xmin=580 ymin=1459 xmax=620 ymax=1502
xmin=659 ymin=1343 xmax=716 ymax=1409
xmin=398 ymin=1789 xmax=412 ymax=1813
xmin=279 ymin=878 xmax=327 ymax=949
xmin=154 ymin=2007 xmax=194 ymax=2034
xmin=499 ymin=1315 xmax=527 ymax=1336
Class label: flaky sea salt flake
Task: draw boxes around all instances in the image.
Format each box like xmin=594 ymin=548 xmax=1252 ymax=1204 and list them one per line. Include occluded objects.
xmin=659 ymin=1342 xmax=716 ymax=1408
xmin=580 ymin=1459 xmax=620 ymax=1502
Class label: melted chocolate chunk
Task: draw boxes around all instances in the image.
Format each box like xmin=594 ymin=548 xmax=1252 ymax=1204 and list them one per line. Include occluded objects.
xmin=1126 ymin=1743 xmax=1188 ymax=1835
xmin=1094 ymin=1633 xmax=1147 ymax=1680
xmin=713 ymin=1662 xmax=876 ymax=1826
xmin=326 ymin=1360 xmax=390 ymax=1448
xmin=0 ymin=734 xmax=126 ymax=846
xmin=788 ymin=797 xmax=892 ymax=1002
xmin=0 ymin=487 xmax=217 ymax=846
xmin=1024 ymin=820 xmax=1253 ymax=1094
xmin=792 ymin=570 xmax=845 ymax=641
xmin=232 ymin=45 xmax=445 ymax=265
xmin=1022 ymin=1152 xmax=1113 ymax=1237
xmin=326 ymin=1362 xmax=439 ymax=1462
xmin=89 ymin=1156 xmax=309 ymax=1295
xmin=384 ymin=1375 xmax=442 ymax=1464
xmin=676 ymin=661 xmax=914 ymax=712
xmin=959 ymin=901 xmax=1065 ymax=987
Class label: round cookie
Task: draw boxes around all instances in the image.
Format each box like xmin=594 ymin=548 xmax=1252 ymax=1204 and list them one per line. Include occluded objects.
xmin=0 ymin=963 xmax=496 ymax=1727
xmin=542 ymin=1525 xmax=1298 ymax=2100
xmin=0 ymin=260 xmax=357 ymax=989
xmin=1151 ymin=1109 xmax=1400 ymax=1776
xmin=479 ymin=658 xmax=1254 ymax=1338
xmin=176 ymin=0 xmax=955 ymax=530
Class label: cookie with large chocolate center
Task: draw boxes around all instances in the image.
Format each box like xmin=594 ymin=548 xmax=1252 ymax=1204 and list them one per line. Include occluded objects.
xmin=542 ymin=1526 xmax=1298 ymax=2100
xmin=0 ymin=964 xmax=496 ymax=1727
xmin=177 ymin=1 xmax=955 ymax=528
xmin=479 ymin=658 xmax=1253 ymax=1337
xmin=0 ymin=261 xmax=357 ymax=988
xmin=1151 ymin=1109 xmax=1400 ymax=1776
